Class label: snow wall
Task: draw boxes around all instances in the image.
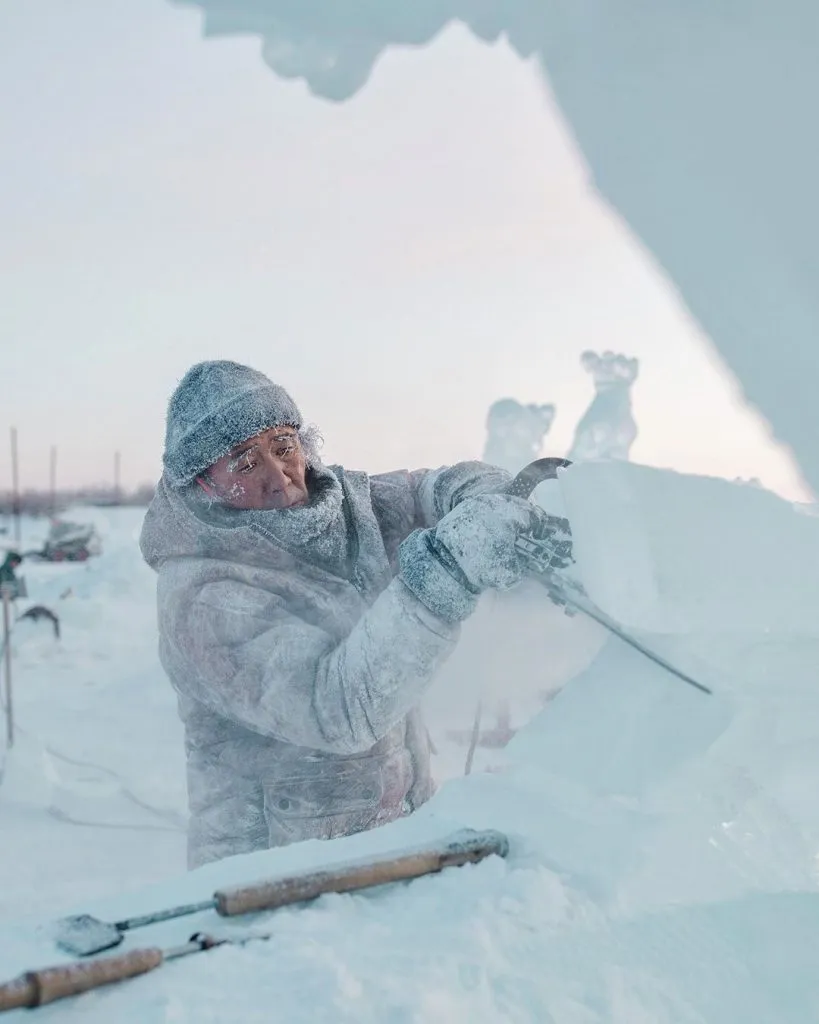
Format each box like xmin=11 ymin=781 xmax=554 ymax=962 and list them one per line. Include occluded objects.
xmin=173 ymin=0 xmax=819 ymax=497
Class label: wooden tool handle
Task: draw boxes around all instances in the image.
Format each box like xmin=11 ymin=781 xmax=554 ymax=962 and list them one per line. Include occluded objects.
xmin=0 ymin=948 xmax=163 ymax=1011
xmin=215 ymin=828 xmax=509 ymax=916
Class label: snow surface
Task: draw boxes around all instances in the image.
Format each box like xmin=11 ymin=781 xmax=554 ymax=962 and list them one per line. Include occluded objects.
xmin=0 ymin=509 xmax=188 ymax=920
xmin=2 ymin=462 xmax=819 ymax=1020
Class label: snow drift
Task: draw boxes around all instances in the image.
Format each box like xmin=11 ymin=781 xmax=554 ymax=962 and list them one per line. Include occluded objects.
xmin=2 ymin=462 xmax=819 ymax=1020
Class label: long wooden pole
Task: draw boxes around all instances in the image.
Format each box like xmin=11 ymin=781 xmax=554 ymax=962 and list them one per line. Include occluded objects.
xmin=1 ymin=588 xmax=12 ymax=748
xmin=9 ymin=428 xmax=20 ymax=547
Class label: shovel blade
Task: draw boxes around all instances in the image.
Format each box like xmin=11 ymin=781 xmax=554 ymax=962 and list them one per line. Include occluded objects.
xmin=52 ymin=914 xmax=124 ymax=957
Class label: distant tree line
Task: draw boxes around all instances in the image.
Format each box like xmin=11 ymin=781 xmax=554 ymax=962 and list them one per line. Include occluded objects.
xmin=0 ymin=483 xmax=156 ymax=517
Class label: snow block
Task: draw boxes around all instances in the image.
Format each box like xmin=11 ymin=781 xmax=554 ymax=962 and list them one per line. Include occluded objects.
xmin=560 ymin=461 xmax=819 ymax=635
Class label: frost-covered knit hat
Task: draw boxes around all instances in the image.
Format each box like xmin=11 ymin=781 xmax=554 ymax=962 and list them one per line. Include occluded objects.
xmin=163 ymin=360 xmax=303 ymax=488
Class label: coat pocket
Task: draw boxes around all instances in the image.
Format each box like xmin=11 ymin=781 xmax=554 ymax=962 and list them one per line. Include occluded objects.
xmin=262 ymin=749 xmax=411 ymax=845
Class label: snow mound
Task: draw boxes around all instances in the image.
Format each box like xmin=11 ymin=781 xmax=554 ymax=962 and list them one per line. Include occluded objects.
xmin=1 ymin=463 xmax=818 ymax=1019
xmin=565 ymin=461 xmax=819 ymax=636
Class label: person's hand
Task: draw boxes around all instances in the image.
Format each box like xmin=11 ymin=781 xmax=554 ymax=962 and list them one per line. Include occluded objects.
xmin=514 ymin=508 xmax=575 ymax=611
xmin=429 ymin=493 xmax=545 ymax=592
xmin=398 ymin=494 xmax=575 ymax=623
xmin=521 ymin=510 xmax=574 ymax=575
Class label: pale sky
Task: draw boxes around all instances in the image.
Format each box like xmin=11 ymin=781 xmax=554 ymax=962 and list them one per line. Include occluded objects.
xmin=0 ymin=0 xmax=810 ymax=499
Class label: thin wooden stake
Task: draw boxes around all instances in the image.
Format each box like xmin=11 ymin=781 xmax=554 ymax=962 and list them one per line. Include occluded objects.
xmin=50 ymin=445 xmax=57 ymax=517
xmin=1 ymin=587 xmax=13 ymax=748
xmin=9 ymin=428 xmax=20 ymax=547
xmin=464 ymin=701 xmax=482 ymax=776
xmin=114 ymin=451 xmax=121 ymax=505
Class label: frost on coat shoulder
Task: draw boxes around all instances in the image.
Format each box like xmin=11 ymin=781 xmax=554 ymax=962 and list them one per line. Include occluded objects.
xmin=139 ymin=460 xmax=509 ymax=868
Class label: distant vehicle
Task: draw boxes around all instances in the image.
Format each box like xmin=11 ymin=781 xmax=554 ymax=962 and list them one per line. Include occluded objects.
xmin=28 ymin=520 xmax=102 ymax=563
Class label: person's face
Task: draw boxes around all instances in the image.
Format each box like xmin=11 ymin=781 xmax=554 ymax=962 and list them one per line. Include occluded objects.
xmin=201 ymin=426 xmax=309 ymax=510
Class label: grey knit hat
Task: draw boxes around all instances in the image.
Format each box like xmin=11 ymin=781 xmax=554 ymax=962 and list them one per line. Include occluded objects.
xmin=163 ymin=360 xmax=303 ymax=488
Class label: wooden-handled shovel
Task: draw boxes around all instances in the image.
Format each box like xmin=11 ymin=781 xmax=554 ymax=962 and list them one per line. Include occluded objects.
xmin=52 ymin=828 xmax=509 ymax=957
xmin=6 ymin=829 xmax=508 ymax=1011
xmin=0 ymin=945 xmax=169 ymax=1013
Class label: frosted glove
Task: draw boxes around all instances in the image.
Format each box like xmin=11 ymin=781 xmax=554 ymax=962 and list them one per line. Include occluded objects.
xmin=432 ymin=493 xmax=541 ymax=590
xmin=399 ymin=494 xmax=563 ymax=623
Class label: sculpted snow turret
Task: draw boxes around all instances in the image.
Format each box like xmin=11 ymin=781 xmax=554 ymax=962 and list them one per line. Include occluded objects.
xmin=568 ymin=351 xmax=639 ymax=463
xmin=482 ymin=398 xmax=556 ymax=475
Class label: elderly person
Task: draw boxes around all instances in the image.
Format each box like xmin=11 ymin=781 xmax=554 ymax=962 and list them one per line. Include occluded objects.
xmin=140 ymin=360 xmax=570 ymax=868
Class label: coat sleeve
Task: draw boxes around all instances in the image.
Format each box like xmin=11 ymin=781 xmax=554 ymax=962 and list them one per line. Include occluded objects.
xmin=370 ymin=461 xmax=512 ymax=544
xmin=161 ymin=573 xmax=463 ymax=755
xmin=411 ymin=461 xmax=512 ymax=525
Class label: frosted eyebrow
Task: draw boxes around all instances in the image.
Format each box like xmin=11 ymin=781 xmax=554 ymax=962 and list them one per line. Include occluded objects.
xmin=228 ymin=442 xmax=257 ymax=458
xmin=227 ymin=430 xmax=298 ymax=463
xmin=230 ymin=441 xmax=259 ymax=458
xmin=227 ymin=446 xmax=259 ymax=473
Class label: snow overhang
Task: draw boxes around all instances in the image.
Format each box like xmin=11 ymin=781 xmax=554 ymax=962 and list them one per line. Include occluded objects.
xmin=172 ymin=0 xmax=819 ymax=497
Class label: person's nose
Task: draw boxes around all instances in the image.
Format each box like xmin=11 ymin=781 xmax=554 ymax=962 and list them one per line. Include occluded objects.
xmin=260 ymin=452 xmax=290 ymax=490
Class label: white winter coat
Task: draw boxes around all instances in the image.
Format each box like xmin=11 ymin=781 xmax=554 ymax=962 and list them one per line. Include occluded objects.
xmin=140 ymin=461 xmax=508 ymax=867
